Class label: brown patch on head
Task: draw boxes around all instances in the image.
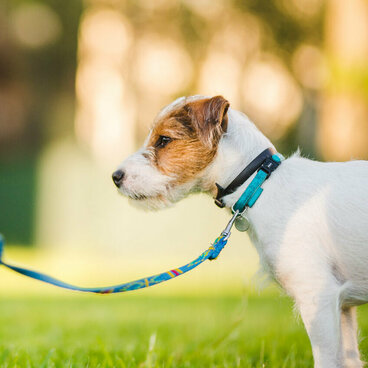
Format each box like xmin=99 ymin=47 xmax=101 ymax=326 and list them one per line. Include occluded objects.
xmin=184 ymin=95 xmax=229 ymax=147
xmin=147 ymin=96 xmax=230 ymax=187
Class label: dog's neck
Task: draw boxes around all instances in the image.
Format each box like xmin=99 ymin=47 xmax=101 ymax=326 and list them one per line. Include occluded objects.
xmin=204 ymin=108 xmax=275 ymax=209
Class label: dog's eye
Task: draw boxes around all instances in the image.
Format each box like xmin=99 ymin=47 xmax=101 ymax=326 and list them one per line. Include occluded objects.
xmin=155 ymin=135 xmax=172 ymax=148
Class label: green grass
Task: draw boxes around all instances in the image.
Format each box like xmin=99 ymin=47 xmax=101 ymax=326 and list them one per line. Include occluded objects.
xmin=1 ymin=293 xmax=368 ymax=367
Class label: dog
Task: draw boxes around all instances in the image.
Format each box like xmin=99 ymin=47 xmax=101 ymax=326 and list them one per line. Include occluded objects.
xmin=112 ymin=95 xmax=368 ymax=368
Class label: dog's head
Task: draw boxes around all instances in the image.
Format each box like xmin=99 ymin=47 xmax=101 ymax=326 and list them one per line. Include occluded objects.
xmin=112 ymin=95 xmax=230 ymax=209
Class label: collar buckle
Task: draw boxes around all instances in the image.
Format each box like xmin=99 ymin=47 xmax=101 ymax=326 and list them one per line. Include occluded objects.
xmin=214 ymin=183 xmax=226 ymax=208
xmin=258 ymin=156 xmax=280 ymax=179
xmin=214 ymin=198 xmax=225 ymax=208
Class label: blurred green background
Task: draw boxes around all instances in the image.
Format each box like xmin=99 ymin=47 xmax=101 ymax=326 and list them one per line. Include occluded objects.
xmin=2 ymin=0 xmax=368 ymax=249
xmin=1 ymin=0 xmax=368 ymax=366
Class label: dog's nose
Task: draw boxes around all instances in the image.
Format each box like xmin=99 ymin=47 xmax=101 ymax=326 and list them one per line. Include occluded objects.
xmin=112 ymin=170 xmax=125 ymax=187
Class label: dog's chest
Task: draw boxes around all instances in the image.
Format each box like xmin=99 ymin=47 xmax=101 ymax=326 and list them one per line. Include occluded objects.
xmin=247 ymin=226 xmax=279 ymax=279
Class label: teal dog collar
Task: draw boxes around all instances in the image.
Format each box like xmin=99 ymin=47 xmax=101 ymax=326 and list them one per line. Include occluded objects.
xmin=233 ymin=153 xmax=284 ymax=214
xmin=215 ymin=148 xmax=276 ymax=208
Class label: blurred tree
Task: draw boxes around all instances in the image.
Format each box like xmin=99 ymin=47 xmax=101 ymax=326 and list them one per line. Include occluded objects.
xmin=319 ymin=0 xmax=368 ymax=160
xmin=4 ymin=0 xmax=368 ymax=246
xmin=0 ymin=0 xmax=83 ymax=244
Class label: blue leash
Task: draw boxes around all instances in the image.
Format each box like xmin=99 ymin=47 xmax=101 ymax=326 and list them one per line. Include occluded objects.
xmin=0 ymin=213 xmax=239 ymax=294
xmin=0 ymin=152 xmax=283 ymax=294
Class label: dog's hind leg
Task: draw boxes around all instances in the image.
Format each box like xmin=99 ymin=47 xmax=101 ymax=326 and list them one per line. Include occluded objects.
xmin=340 ymin=306 xmax=362 ymax=368
xmin=337 ymin=282 xmax=367 ymax=367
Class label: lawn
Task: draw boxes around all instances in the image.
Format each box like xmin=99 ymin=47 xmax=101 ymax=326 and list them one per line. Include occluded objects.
xmin=1 ymin=293 xmax=368 ymax=367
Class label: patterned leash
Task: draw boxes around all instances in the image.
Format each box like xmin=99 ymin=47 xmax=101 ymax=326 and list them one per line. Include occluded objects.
xmin=0 ymin=211 xmax=239 ymax=294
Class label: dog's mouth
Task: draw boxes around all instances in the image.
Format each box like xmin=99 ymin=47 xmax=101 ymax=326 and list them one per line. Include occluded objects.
xmin=127 ymin=192 xmax=166 ymax=206
xmin=131 ymin=193 xmax=148 ymax=200
xmin=124 ymin=191 xmax=169 ymax=210
xmin=116 ymin=186 xmax=151 ymax=201
xmin=117 ymin=183 xmax=169 ymax=209
xmin=123 ymin=190 xmax=158 ymax=202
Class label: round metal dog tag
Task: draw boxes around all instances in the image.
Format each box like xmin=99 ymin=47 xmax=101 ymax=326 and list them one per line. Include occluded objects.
xmin=235 ymin=215 xmax=250 ymax=232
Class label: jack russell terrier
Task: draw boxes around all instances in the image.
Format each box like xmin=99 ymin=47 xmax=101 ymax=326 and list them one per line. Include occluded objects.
xmin=112 ymin=95 xmax=368 ymax=368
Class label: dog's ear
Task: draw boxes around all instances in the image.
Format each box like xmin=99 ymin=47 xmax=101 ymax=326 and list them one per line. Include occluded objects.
xmin=184 ymin=96 xmax=230 ymax=147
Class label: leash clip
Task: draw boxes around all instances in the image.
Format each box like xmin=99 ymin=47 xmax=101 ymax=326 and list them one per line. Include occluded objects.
xmin=221 ymin=210 xmax=240 ymax=240
xmin=231 ymin=203 xmax=250 ymax=232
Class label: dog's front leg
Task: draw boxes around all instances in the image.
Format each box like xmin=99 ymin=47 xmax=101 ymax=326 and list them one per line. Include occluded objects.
xmin=292 ymin=278 xmax=362 ymax=367
xmin=297 ymin=294 xmax=362 ymax=367
xmin=298 ymin=294 xmax=343 ymax=368
xmin=278 ymin=265 xmax=345 ymax=368
xmin=296 ymin=282 xmax=343 ymax=368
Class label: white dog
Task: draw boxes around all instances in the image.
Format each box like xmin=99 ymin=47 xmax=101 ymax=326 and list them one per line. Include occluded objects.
xmin=112 ymin=95 xmax=368 ymax=368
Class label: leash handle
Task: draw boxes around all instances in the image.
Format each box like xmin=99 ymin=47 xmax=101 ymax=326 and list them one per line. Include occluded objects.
xmin=0 ymin=234 xmax=3 ymax=261
xmin=0 ymin=232 xmax=229 ymax=294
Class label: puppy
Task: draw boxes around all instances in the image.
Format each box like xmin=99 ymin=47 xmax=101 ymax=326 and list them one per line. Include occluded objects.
xmin=112 ymin=95 xmax=368 ymax=368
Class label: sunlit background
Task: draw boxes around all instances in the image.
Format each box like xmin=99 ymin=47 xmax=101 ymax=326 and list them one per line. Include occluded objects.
xmin=1 ymin=0 xmax=368 ymax=296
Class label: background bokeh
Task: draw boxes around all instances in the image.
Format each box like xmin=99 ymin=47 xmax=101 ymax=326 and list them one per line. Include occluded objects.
xmin=1 ymin=0 xmax=368 ymax=295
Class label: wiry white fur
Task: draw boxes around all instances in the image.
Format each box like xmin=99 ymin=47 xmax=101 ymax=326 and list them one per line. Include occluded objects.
xmin=205 ymin=108 xmax=368 ymax=368
xmin=115 ymin=97 xmax=368 ymax=367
